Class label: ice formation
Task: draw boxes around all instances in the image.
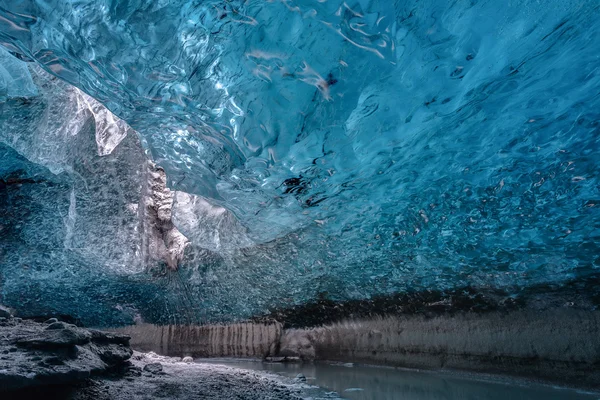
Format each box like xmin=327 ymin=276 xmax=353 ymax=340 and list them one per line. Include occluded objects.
xmin=0 ymin=0 xmax=599 ymax=325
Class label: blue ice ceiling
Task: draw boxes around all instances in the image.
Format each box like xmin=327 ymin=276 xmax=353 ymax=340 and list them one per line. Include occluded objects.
xmin=0 ymin=0 xmax=599 ymax=325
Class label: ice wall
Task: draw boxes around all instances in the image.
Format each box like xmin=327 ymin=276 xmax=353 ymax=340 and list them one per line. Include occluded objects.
xmin=0 ymin=0 xmax=599 ymax=324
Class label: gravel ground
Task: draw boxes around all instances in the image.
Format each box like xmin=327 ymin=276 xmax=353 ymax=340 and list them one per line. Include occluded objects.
xmin=5 ymin=351 xmax=339 ymax=400
xmin=96 ymin=352 xmax=308 ymax=400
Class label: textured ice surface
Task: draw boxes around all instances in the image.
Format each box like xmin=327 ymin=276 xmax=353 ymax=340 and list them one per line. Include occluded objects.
xmin=0 ymin=46 xmax=37 ymax=100
xmin=0 ymin=1 xmax=600 ymax=324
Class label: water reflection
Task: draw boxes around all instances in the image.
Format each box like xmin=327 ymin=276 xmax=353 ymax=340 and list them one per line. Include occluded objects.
xmin=198 ymin=359 xmax=598 ymax=400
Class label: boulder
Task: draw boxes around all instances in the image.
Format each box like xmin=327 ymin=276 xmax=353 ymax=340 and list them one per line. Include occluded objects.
xmin=88 ymin=329 xmax=131 ymax=346
xmin=143 ymin=363 xmax=163 ymax=374
xmin=0 ymin=317 xmax=133 ymax=392
xmin=45 ymin=321 xmax=70 ymax=330
xmin=0 ymin=305 xmax=12 ymax=319
xmin=92 ymin=343 xmax=133 ymax=366
xmin=16 ymin=326 xmax=92 ymax=348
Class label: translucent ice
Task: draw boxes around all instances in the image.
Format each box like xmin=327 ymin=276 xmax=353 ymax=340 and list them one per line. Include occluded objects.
xmin=0 ymin=47 xmax=37 ymax=100
xmin=0 ymin=0 xmax=599 ymax=324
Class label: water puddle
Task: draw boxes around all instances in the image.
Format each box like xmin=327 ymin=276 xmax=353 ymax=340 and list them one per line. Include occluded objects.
xmin=196 ymin=358 xmax=599 ymax=400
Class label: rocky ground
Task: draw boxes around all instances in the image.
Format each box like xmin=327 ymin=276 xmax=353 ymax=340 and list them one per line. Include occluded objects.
xmin=4 ymin=351 xmax=313 ymax=399
xmin=0 ymin=305 xmax=132 ymax=392
xmin=0 ymin=307 xmax=321 ymax=399
xmin=64 ymin=352 xmax=313 ymax=400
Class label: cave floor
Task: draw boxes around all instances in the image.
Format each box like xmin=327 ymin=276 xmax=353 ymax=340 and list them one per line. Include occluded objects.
xmin=5 ymin=350 xmax=599 ymax=399
xmin=4 ymin=352 xmax=317 ymax=400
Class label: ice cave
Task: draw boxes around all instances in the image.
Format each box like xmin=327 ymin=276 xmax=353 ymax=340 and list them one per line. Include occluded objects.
xmin=0 ymin=0 xmax=599 ymax=398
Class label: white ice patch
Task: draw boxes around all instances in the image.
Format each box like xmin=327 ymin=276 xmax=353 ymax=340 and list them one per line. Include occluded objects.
xmin=75 ymin=89 xmax=130 ymax=156
xmin=172 ymin=191 xmax=253 ymax=252
xmin=63 ymin=188 xmax=77 ymax=249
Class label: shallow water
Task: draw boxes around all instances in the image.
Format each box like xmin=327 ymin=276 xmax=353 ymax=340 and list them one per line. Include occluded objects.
xmin=197 ymin=358 xmax=598 ymax=400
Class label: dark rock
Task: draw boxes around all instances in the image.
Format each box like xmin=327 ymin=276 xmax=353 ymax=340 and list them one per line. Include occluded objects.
xmin=42 ymin=356 xmax=65 ymax=365
xmin=92 ymin=343 xmax=133 ymax=366
xmin=125 ymin=365 xmax=142 ymax=377
xmin=0 ymin=305 xmax=12 ymax=319
xmin=46 ymin=321 xmax=69 ymax=330
xmin=16 ymin=327 xmax=92 ymax=348
xmin=88 ymin=329 xmax=131 ymax=345
xmin=265 ymin=356 xmax=288 ymax=362
xmin=0 ymin=318 xmax=132 ymax=392
xmin=143 ymin=363 xmax=163 ymax=374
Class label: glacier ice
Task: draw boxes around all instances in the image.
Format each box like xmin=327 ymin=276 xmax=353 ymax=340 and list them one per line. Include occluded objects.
xmin=0 ymin=0 xmax=599 ymax=325
xmin=0 ymin=46 xmax=37 ymax=100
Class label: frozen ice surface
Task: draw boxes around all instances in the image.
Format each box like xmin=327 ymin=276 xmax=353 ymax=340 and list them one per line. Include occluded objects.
xmin=0 ymin=47 xmax=37 ymax=100
xmin=0 ymin=0 xmax=599 ymax=324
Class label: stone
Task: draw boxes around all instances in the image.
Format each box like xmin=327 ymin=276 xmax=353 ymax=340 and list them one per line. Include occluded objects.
xmin=16 ymin=327 xmax=92 ymax=348
xmin=93 ymin=343 xmax=133 ymax=366
xmin=42 ymin=356 xmax=65 ymax=365
xmin=125 ymin=365 xmax=142 ymax=377
xmin=143 ymin=363 xmax=163 ymax=374
xmin=88 ymin=329 xmax=131 ymax=346
xmin=46 ymin=321 xmax=69 ymax=330
xmin=0 ymin=318 xmax=133 ymax=392
xmin=182 ymin=356 xmax=193 ymax=363
xmin=0 ymin=305 xmax=11 ymax=319
xmin=264 ymin=356 xmax=299 ymax=363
